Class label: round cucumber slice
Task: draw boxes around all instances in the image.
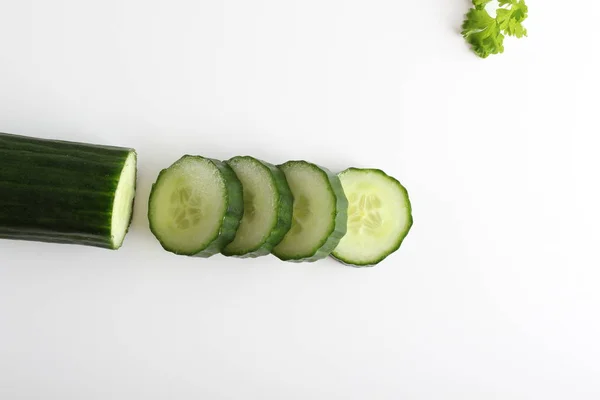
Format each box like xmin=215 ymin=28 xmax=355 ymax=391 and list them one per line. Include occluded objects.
xmin=222 ymin=156 xmax=293 ymax=258
xmin=332 ymin=168 xmax=412 ymax=267
xmin=272 ymin=161 xmax=348 ymax=262
xmin=148 ymin=155 xmax=243 ymax=257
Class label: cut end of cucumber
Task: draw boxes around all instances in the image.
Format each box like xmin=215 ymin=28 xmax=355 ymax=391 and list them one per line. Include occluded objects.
xmin=148 ymin=155 xmax=236 ymax=256
xmin=332 ymin=168 xmax=412 ymax=266
xmin=110 ymin=151 xmax=137 ymax=249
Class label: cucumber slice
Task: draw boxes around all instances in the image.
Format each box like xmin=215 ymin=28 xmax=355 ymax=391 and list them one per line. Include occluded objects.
xmin=148 ymin=155 xmax=243 ymax=257
xmin=272 ymin=161 xmax=348 ymax=262
xmin=222 ymin=156 xmax=293 ymax=257
xmin=0 ymin=132 xmax=137 ymax=250
xmin=332 ymin=168 xmax=412 ymax=267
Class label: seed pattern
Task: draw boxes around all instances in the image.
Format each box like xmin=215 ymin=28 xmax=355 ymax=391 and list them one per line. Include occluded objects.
xmin=169 ymin=186 xmax=202 ymax=230
xmin=244 ymin=191 xmax=256 ymax=222
xmin=348 ymin=193 xmax=383 ymax=235
xmin=291 ymin=195 xmax=311 ymax=235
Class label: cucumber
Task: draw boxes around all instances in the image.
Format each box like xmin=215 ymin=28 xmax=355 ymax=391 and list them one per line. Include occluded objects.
xmin=332 ymin=168 xmax=413 ymax=267
xmin=272 ymin=161 xmax=348 ymax=262
xmin=222 ymin=156 xmax=293 ymax=257
xmin=148 ymin=155 xmax=243 ymax=257
xmin=0 ymin=132 xmax=137 ymax=249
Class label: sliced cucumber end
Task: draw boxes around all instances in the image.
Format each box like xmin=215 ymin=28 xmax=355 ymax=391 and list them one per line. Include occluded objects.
xmin=332 ymin=168 xmax=412 ymax=267
xmin=110 ymin=151 xmax=137 ymax=249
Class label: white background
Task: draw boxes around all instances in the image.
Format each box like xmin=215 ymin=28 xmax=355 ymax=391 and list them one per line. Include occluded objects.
xmin=1 ymin=0 xmax=599 ymax=399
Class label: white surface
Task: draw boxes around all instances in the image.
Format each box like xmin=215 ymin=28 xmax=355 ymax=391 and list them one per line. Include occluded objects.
xmin=0 ymin=0 xmax=599 ymax=398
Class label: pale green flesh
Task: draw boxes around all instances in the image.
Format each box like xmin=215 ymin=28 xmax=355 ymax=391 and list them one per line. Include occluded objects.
xmin=273 ymin=163 xmax=335 ymax=258
xmin=149 ymin=158 xmax=227 ymax=254
xmin=224 ymin=158 xmax=277 ymax=254
xmin=333 ymin=169 xmax=411 ymax=265
xmin=110 ymin=151 xmax=137 ymax=249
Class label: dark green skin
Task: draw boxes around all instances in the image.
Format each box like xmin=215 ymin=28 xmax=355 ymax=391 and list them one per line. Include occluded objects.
xmin=272 ymin=161 xmax=348 ymax=262
xmin=148 ymin=155 xmax=244 ymax=257
xmin=0 ymin=132 xmax=137 ymax=249
xmin=222 ymin=156 xmax=293 ymax=258
xmin=331 ymin=168 xmax=413 ymax=267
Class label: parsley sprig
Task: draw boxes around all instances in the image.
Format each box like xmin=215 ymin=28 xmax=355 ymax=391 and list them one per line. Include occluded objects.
xmin=462 ymin=0 xmax=528 ymax=58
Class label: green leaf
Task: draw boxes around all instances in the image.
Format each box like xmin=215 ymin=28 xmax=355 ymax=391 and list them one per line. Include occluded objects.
xmin=462 ymin=8 xmax=495 ymax=35
xmin=473 ymin=0 xmax=493 ymax=9
xmin=461 ymin=9 xmax=505 ymax=58
xmin=496 ymin=8 xmax=512 ymax=30
xmin=462 ymin=0 xmax=528 ymax=58
xmin=496 ymin=0 xmax=528 ymax=37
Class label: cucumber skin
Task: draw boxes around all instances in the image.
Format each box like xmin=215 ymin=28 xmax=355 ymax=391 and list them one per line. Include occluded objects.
xmin=148 ymin=155 xmax=244 ymax=257
xmin=0 ymin=132 xmax=137 ymax=250
xmin=222 ymin=156 xmax=293 ymax=258
xmin=331 ymin=168 xmax=413 ymax=267
xmin=273 ymin=161 xmax=348 ymax=263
